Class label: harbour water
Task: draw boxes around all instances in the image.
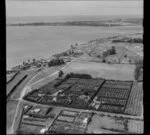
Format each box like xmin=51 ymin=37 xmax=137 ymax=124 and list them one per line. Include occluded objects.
xmin=6 ymin=16 xmax=142 ymax=70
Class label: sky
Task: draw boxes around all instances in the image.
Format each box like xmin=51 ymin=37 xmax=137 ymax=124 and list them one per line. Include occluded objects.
xmin=6 ymin=0 xmax=143 ymax=17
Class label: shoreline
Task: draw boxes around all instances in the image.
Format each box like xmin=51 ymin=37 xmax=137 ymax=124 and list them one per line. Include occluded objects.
xmin=7 ymin=43 xmax=80 ymax=72
xmin=7 ymin=28 xmax=143 ymax=72
xmin=7 ymin=39 xmax=88 ymax=72
xmin=7 ymin=34 xmax=143 ymax=72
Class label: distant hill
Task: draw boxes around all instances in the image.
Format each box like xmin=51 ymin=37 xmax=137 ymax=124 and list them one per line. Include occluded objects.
xmin=7 ymin=18 xmax=142 ymax=27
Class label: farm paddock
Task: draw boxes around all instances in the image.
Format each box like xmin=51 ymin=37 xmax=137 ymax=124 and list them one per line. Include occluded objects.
xmin=17 ymin=105 xmax=56 ymax=134
xmin=7 ymin=100 xmax=19 ymax=132
xmin=125 ymin=82 xmax=143 ymax=116
xmin=87 ymin=114 xmax=143 ymax=134
xmin=21 ymin=74 xmax=143 ymax=134
xmin=17 ymin=104 xmax=94 ymax=134
xmin=91 ymin=80 xmax=133 ymax=114
xmin=47 ymin=110 xmax=93 ymax=134
xmin=17 ymin=103 xmax=143 ymax=134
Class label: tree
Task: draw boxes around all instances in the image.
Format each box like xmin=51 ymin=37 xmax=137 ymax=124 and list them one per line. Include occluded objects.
xmin=70 ymin=45 xmax=74 ymax=49
xmin=58 ymin=70 xmax=64 ymax=77
xmin=69 ymin=49 xmax=74 ymax=55
xmin=65 ymin=72 xmax=92 ymax=79
xmin=33 ymin=59 xmax=36 ymax=63
xmin=48 ymin=58 xmax=65 ymax=67
xmin=60 ymin=59 xmax=65 ymax=64
xmin=55 ymin=54 xmax=59 ymax=59
xmin=124 ymin=54 xmax=127 ymax=58
xmin=135 ymin=59 xmax=143 ymax=67
xmin=102 ymin=59 xmax=106 ymax=63
xmin=102 ymin=46 xmax=116 ymax=58
xmin=134 ymin=60 xmax=143 ymax=80
xmin=97 ymin=55 xmax=101 ymax=58
xmin=134 ymin=67 xmax=140 ymax=80
xmin=27 ymin=59 xmax=30 ymax=64
xmin=61 ymin=52 xmax=68 ymax=56
xmin=102 ymin=52 xmax=107 ymax=58
xmin=111 ymin=46 xmax=116 ymax=55
xmin=84 ymin=92 xmax=89 ymax=96
xmin=23 ymin=61 xmax=25 ymax=65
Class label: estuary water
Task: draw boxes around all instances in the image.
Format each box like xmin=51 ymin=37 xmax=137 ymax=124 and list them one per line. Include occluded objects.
xmin=6 ymin=16 xmax=142 ymax=70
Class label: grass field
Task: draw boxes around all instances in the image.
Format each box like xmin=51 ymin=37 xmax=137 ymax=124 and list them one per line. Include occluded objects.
xmin=87 ymin=114 xmax=123 ymax=133
xmin=8 ymin=69 xmax=38 ymax=100
xmin=11 ymin=72 xmax=36 ymax=100
xmin=7 ymin=71 xmax=26 ymax=95
xmin=63 ymin=61 xmax=135 ymax=80
xmin=30 ymin=75 xmax=57 ymax=90
xmin=29 ymin=65 xmax=65 ymax=85
xmin=87 ymin=114 xmax=143 ymax=134
xmin=7 ymin=100 xmax=19 ymax=132
xmin=127 ymin=119 xmax=143 ymax=133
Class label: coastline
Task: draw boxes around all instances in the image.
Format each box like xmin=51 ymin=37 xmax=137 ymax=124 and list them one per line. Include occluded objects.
xmin=7 ymin=42 xmax=82 ymax=72
xmin=7 ymin=19 xmax=143 ymax=72
xmin=7 ymin=31 xmax=143 ymax=72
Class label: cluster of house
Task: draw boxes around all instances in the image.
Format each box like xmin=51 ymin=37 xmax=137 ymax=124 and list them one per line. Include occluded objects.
xmin=7 ymin=58 xmax=50 ymax=74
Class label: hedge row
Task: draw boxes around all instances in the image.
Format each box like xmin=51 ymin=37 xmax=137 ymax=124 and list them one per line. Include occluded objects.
xmin=7 ymin=71 xmax=19 ymax=84
xmin=7 ymin=74 xmax=28 ymax=101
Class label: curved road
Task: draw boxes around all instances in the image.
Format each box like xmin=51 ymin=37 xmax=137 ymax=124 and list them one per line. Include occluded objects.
xmin=8 ymin=59 xmax=76 ymax=134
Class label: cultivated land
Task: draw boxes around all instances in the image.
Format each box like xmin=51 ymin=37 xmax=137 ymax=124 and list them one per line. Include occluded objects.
xmin=12 ymin=73 xmax=143 ymax=134
xmin=7 ymin=18 xmax=143 ymax=134
xmin=23 ymin=77 xmax=142 ymax=116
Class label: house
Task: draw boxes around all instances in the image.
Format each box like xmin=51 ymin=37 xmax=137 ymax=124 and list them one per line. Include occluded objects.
xmin=121 ymin=57 xmax=130 ymax=64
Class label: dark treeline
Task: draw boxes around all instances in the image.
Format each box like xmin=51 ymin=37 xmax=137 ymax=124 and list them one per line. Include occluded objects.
xmin=112 ymin=38 xmax=143 ymax=43
xmin=7 ymin=21 xmax=122 ymax=27
xmin=102 ymin=46 xmax=116 ymax=58
xmin=7 ymin=71 xmax=19 ymax=84
xmin=54 ymin=72 xmax=92 ymax=87
xmin=7 ymin=74 xmax=28 ymax=101
xmin=48 ymin=58 xmax=65 ymax=67
xmin=65 ymin=72 xmax=92 ymax=79
xmin=134 ymin=59 xmax=143 ymax=80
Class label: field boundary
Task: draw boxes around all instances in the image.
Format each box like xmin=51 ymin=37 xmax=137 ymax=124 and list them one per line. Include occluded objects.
xmin=7 ymin=71 xmax=19 ymax=84
xmin=7 ymin=75 xmax=28 ymax=102
xmin=123 ymin=81 xmax=134 ymax=113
